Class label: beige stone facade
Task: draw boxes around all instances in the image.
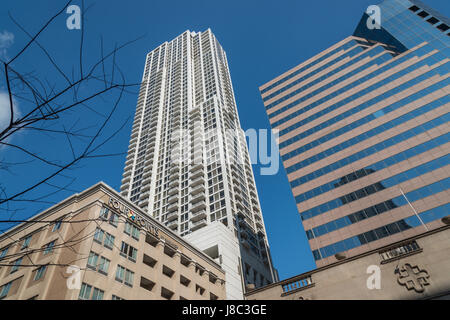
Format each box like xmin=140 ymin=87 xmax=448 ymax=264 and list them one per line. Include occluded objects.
xmin=0 ymin=182 xmax=226 ymax=300
xmin=245 ymin=225 xmax=450 ymax=300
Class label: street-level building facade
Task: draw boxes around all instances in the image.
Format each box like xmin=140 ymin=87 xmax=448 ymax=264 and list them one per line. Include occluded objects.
xmin=0 ymin=182 xmax=226 ymax=300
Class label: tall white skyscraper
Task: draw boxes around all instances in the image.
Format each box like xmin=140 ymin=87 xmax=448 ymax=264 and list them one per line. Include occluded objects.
xmin=120 ymin=29 xmax=276 ymax=299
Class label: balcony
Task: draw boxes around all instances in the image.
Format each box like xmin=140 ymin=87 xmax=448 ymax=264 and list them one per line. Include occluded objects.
xmin=139 ymin=198 xmax=149 ymax=207
xmin=189 ymin=106 xmax=200 ymax=115
xmin=121 ymin=176 xmax=131 ymax=184
xmin=143 ymin=165 xmax=153 ymax=173
xmin=169 ymin=180 xmax=179 ymax=188
xmin=190 ymin=210 xmax=206 ymax=222
xmin=131 ymin=130 xmax=139 ymax=139
xmin=191 ymin=193 xmax=205 ymax=204
xmin=166 ymin=211 xmax=178 ymax=221
xmin=190 ymin=170 xmax=203 ymax=179
xmin=191 ymin=200 xmax=206 ymax=212
xmin=168 ymin=194 xmax=178 ymax=204
xmin=140 ymin=184 xmax=150 ymax=193
xmin=191 ymin=219 xmax=207 ymax=231
xmin=142 ymin=170 xmax=152 ymax=179
xmin=168 ymin=187 xmax=178 ymax=196
xmin=167 ymin=202 xmax=178 ymax=213
xmin=190 ymin=163 xmax=203 ymax=173
xmin=139 ymin=190 xmax=150 ymax=200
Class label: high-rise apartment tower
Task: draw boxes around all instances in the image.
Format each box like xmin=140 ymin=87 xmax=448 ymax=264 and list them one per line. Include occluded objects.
xmin=120 ymin=29 xmax=276 ymax=298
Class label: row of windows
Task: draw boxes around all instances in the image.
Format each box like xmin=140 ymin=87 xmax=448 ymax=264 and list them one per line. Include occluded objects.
xmin=300 ymin=153 xmax=449 ymax=220
xmin=0 ymin=219 xmax=61 ymax=263
xmin=0 ymin=264 xmax=48 ymax=300
xmin=282 ymin=60 xmax=449 ymax=163
xmin=295 ymin=132 xmax=448 ymax=204
xmin=312 ymin=203 xmax=450 ymax=261
xmin=7 ymin=240 xmax=55 ymax=275
xmin=289 ymin=106 xmax=449 ymax=190
xmin=279 ymin=70 xmax=448 ymax=151
xmin=306 ymin=177 xmax=450 ymax=239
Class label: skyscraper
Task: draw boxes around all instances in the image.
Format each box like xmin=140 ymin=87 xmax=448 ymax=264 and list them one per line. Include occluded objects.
xmin=120 ymin=29 xmax=275 ymax=298
xmin=260 ymin=0 xmax=449 ymax=267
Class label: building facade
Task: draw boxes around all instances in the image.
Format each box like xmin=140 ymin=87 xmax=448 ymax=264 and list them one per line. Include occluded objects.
xmin=260 ymin=0 xmax=449 ymax=267
xmin=119 ymin=29 xmax=276 ymax=298
xmin=0 ymin=182 xmax=226 ymax=300
xmin=245 ymin=223 xmax=450 ymax=300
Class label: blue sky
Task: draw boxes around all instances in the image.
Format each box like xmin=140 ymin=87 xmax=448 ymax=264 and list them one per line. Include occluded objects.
xmin=0 ymin=0 xmax=449 ymax=281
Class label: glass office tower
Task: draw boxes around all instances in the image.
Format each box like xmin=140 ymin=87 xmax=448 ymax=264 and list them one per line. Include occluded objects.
xmin=260 ymin=0 xmax=449 ymax=267
xmin=120 ymin=29 xmax=275 ymax=298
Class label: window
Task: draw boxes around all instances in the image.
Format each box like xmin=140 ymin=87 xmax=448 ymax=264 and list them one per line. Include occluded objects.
xmin=417 ymin=10 xmax=429 ymax=18
xmin=112 ymin=295 xmax=124 ymax=300
xmin=104 ymin=233 xmax=115 ymax=250
xmin=115 ymin=265 xmax=125 ymax=282
xmin=21 ymin=235 xmax=32 ymax=250
xmin=92 ymin=288 xmax=104 ymax=300
xmin=34 ymin=265 xmax=47 ymax=281
xmin=120 ymin=242 xmax=137 ymax=262
xmin=98 ymin=257 xmax=110 ymax=275
xmin=94 ymin=228 xmax=104 ymax=243
xmin=11 ymin=257 xmax=22 ymax=273
xmin=44 ymin=240 xmax=56 ymax=255
xmin=437 ymin=23 xmax=449 ymax=32
xmin=125 ymin=222 xmax=140 ymax=240
xmin=195 ymin=284 xmax=205 ymax=296
xmin=0 ymin=282 xmax=12 ymax=299
xmin=161 ymin=287 xmax=174 ymax=300
xmin=52 ymin=220 xmax=62 ymax=232
xmin=125 ymin=269 xmax=134 ymax=287
xmin=426 ymin=16 xmax=439 ymax=25
xmin=87 ymin=252 xmax=99 ymax=269
xmin=180 ymin=275 xmax=191 ymax=287
xmin=100 ymin=207 xmax=109 ymax=220
xmin=78 ymin=283 xmax=92 ymax=300
xmin=109 ymin=213 xmax=119 ymax=227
